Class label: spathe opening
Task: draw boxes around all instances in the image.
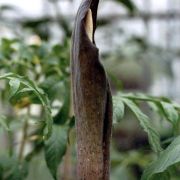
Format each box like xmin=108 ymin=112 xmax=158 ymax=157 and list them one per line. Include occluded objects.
xmin=85 ymin=9 xmax=93 ymax=42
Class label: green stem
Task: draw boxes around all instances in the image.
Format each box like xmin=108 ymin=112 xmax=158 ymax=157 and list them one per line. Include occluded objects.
xmin=19 ymin=107 xmax=30 ymax=162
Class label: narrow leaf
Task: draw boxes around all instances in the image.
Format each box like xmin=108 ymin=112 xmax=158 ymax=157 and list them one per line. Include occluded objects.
xmin=161 ymin=102 xmax=179 ymax=125
xmin=142 ymin=136 xmax=180 ymax=180
xmin=113 ymin=96 xmax=124 ymax=123
xmin=122 ymin=98 xmax=162 ymax=153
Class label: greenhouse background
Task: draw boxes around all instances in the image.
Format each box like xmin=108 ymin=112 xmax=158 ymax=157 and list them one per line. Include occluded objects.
xmin=1 ymin=0 xmax=180 ymax=99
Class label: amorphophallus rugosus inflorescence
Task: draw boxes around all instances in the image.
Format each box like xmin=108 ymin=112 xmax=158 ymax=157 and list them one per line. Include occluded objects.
xmin=71 ymin=0 xmax=113 ymax=179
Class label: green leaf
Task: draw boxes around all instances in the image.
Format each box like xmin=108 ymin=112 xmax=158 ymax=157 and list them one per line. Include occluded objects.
xmin=141 ymin=136 xmax=180 ymax=180
xmin=9 ymin=78 xmax=20 ymax=98
xmin=44 ymin=125 xmax=68 ymax=179
xmin=119 ymin=92 xmax=180 ymax=127
xmin=161 ymin=102 xmax=179 ymax=125
xmin=0 ymin=115 xmax=10 ymax=131
xmin=9 ymin=86 xmax=42 ymax=106
xmin=149 ymin=101 xmax=179 ymax=128
xmin=122 ymin=98 xmax=162 ymax=153
xmin=113 ymin=96 xmax=125 ymax=123
xmin=40 ymin=76 xmax=64 ymax=101
xmin=0 ymin=73 xmax=53 ymax=138
xmin=0 ymin=156 xmax=28 ymax=180
xmin=111 ymin=165 xmax=135 ymax=180
xmin=54 ymin=81 xmax=70 ymax=125
xmin=115 ymin=0 xmax=137 ymax=13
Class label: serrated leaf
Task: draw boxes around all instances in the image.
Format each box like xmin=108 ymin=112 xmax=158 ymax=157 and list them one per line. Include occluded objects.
xmin=161 ymin=102 xmax=179 ymax=125
xmin=150 ymin=101 xmax=179 ymax=127
xmin=113 ymin=96 xmax=124 ymax=123
xmin=119 ymin=92 xmax=180 ymax=126
xmin=44 ymin=125 xmax=68 ymax=179
xmin=141 ymin=136 xmax=180 ymax=180
xmin=122 ymin=98 xmax=162 ymax=153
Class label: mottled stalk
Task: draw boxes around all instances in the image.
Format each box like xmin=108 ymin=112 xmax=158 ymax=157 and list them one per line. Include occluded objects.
xmin=71 ymin=0 xmax=112 ymax=179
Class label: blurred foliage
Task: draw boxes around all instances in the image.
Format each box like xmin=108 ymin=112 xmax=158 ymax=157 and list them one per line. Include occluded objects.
xmin=103 ymin=36 xmax=177 ymax=92
xmin=0 ymin=38 xmax=73 ymax=179
xmin=115 ymin=0 xmax=137 ymax=14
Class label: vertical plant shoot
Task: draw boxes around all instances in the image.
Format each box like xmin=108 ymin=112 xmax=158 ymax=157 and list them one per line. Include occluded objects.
xmin=71 ymin=0 xmax=113 ymax=179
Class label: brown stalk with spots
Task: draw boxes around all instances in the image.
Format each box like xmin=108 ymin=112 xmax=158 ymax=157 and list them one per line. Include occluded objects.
xmin=71 ymin=0 xmax=113 ymax=179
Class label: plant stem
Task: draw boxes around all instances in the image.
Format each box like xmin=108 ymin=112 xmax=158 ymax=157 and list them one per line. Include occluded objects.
xmin=19 ymin=107 xmax=30 ymax=162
